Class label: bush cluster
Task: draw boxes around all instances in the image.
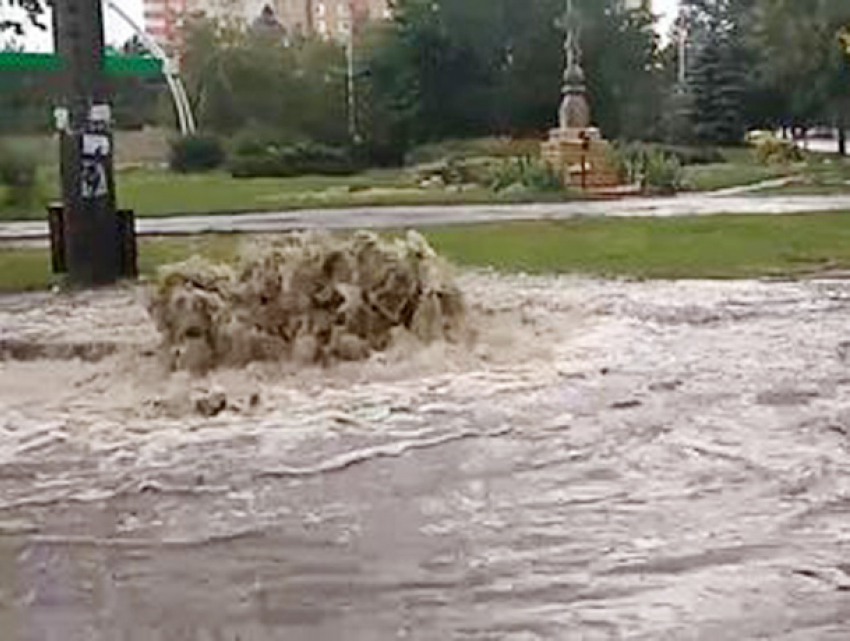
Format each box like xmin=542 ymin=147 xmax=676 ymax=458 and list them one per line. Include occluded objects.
xmin=614 ymin=142 xmax=723 ymax=173
xmin=169 ymin=135 xmax=227 ymax=173
xmin=415 ymin=157 xmax=497 ymax=187
xmin=0 ymin=142 xmax=40 ymax=208
xmin=613 ymin=143 xmax=684 ymax=195
xmin=405 ymin=138 xmax=542 ymax=166
xmin=654 ymin=144 xmax=725 ymax=166
xmin=753 ymin=137 xmax=804 ymax=165
xmin=489 ymin=156 xmax=564 ymax=194
xmin=228 ymin=133 xmax=357 ymax=178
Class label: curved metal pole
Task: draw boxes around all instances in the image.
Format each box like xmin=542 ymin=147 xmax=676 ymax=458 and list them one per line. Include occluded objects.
xmin=105 ymin=0 xmax=197 ymax=135
xmin=172 ymin=76 xmax=196 ymax=134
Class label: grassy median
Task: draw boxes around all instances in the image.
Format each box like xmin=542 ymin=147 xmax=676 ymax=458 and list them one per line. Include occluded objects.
xmin=0 ymin=167 xmax=569 ymax=221
xmin=4 ymin=213 xmax=850 ymax=292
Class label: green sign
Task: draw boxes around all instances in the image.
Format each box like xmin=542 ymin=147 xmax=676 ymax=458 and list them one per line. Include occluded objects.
xmin=0 ymin=52 xmax=163 ymax=77
xmin=105 ymin=55 xmax=163 ymax=77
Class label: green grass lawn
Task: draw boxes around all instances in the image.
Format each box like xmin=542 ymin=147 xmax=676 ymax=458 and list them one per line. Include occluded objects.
xmin=0 ymin=248 xmax=61 ymax=292
xmin=681 ymin=146 xmax=785 ymax=192
xmin=0 ymin=167 xmax=568 ymax=221
xmin=683 ymin=162 xmax=785 ymax=192
xmin=0 ymin=235 xmax=243 ymax=293
xmin=6 ymin=213 xmax=850 ymax=292
xmin=3 ymin=145 xmax=850 ymax=223
xmin=683 ymin=149 xmax=850 ymax=195
xmin=754 ymin=154 xmax=850 ymax=196
xmin=426 ymin=214 xmax=850 ymax=279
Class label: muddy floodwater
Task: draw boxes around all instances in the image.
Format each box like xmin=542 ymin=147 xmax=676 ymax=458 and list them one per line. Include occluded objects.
xmin=0 ymin=273 xmax=849 ymax=640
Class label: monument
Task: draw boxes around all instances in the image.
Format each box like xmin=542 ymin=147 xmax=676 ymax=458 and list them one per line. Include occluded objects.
xmin=542 ymin=0 xmax=620 ymax=190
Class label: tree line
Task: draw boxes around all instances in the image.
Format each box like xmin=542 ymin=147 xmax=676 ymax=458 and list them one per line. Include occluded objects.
xmin=678 ymin=0 xmax=850 ymax=151
xmin=1 ymin=0 xmax=849 ymax=158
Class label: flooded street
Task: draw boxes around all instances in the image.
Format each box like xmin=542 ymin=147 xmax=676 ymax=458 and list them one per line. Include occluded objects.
xmin=0 ymin=273 xmax=849 ymax=639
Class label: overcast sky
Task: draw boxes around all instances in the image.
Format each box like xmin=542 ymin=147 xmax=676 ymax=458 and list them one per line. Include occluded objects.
xmin=7 ymin=0 xmax=679 ymax=51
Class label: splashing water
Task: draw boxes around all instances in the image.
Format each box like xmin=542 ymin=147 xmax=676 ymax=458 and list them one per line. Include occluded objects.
xmin=147 ymin=231 xmax=467 ymax=372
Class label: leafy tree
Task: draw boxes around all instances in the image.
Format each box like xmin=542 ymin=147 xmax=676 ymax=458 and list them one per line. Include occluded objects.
xmin=581 ymin=3 xmax=664 ymax=140
xmin=181 ymin=17 xmax=348 ymax=144
xmin=366 ymin=0 xmax=663 ymax=148
xmin=0 ymin=67 xmax=53 ymax=133
xmin=751 ymin=0 xmax=850 ymax=153
xmin=356 ymin=22 xmax=419 ymax=164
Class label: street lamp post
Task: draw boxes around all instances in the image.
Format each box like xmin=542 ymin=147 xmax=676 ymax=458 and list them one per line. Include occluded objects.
xmin=345 ymin=1 xmax=361 ymax=144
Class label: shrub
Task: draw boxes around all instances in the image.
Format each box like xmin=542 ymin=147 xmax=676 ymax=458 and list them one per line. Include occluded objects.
xmin=0 ymin=142 xmax=40 ymax=208
xmin=612 ymin=143 xmax=683 ymax=194
xmin=405 ymin=137 xmax=542 ymax=166
xmin=489 ymin=156 xmax=564 ymax=194
xmin=229 ymin=141 xmax=357 ymax=178
xmin=656 ymin=144 xmax=725 ymax=166
xmin=229 ymin=127 xmax=301 ymax=157
xmin=169 ymin=135 xmax=226 ymax=173
xmin=415 ymin=157 xmax=497 ymax=187
xmin=754 ymin=137 xmax=804 ymax=165
xmin=642 ymin=149 xmax=684 ymax=195
xmin=613 ymin=142 xmax=722 ymax=176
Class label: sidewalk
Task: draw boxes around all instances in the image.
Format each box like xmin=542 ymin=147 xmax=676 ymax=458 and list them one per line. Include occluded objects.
xmin=3 ymin=193 xmax=850 ymax=242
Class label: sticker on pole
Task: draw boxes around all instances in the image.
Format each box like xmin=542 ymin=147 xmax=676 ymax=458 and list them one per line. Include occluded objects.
xmin=89 ymin=104 xmax=112 ymax=124
xmin=53 ymin=108 xmax=70 ymax=133
xmin=81 ymin=134 xmax=110 ymax=199
xmin=83 ymin=134 xmax=111 ymax=156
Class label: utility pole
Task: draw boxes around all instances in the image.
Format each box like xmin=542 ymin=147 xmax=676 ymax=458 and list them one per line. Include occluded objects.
xmin=52 ymin=0 xmax=124 ymax=286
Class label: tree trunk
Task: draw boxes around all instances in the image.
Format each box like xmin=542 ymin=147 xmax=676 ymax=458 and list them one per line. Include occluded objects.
xmin=838 ymin=111 xmax=847 ymax=156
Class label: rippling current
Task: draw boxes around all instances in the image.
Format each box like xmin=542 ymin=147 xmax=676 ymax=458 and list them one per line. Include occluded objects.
xmin=0 ymin=273 xmax=849 ymax=640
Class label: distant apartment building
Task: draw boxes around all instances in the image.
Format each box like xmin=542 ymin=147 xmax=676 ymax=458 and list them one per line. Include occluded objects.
xmin=292 ymin=0 xmax=390 ymax=39
xmin=144 ymin=0 xmax=389 ymax=52
xmin=143 ymin=0 xmax=187 ymax=52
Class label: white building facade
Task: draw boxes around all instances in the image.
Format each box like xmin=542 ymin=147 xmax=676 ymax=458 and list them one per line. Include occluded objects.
xmin=143 ymin=0 xmax=390 ymax=51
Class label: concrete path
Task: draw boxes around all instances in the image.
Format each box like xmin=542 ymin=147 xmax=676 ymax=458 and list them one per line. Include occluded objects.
xmin=3 ymin=193 xmax=850 ymax=241
xmin=704 ymin=177 xmax=797 ymax=197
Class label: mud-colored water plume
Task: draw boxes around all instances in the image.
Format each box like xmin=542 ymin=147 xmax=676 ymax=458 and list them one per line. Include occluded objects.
xmin=147 ymin=231 xmax=467 ymax=372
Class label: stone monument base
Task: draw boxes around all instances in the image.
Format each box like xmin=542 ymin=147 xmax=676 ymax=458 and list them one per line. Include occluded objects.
xmin=541 ymin=127 xmax=621 ymax=190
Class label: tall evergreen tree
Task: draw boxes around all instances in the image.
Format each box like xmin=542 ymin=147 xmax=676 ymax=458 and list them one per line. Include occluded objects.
xmin=681 ymin=0 xmax=748 ymax=144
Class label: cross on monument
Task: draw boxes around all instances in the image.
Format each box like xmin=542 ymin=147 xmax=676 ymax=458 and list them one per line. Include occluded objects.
xmin=543 ymin=0 xmax=619 ymax=191
xmin=557 ymin=0 xmax=580 ymax=82
xmin=555 ymin=0 xmax=591 ymax=130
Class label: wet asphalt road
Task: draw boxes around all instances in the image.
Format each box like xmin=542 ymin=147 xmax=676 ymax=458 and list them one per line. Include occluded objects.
xmin=0 ymin=275 xmax=850 ymax=639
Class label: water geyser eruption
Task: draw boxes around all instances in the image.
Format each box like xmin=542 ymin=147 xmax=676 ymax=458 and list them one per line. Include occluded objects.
xmin=147 ymin=231 xmax=468 ymax=372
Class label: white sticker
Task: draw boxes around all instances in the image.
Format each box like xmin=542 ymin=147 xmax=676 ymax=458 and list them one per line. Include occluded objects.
xmin=89 ymin=104 xmax=112 ymax=123
xmin=83 ymin=134 xmax=111 ymax=156
xmin=81 ymin=158 xmax=109 ymax=199
xmin=53 ymin=108 xmax=70 ymax=132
